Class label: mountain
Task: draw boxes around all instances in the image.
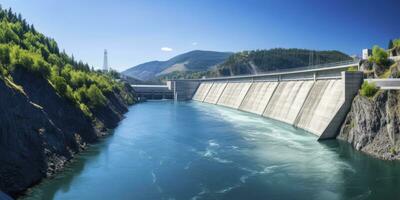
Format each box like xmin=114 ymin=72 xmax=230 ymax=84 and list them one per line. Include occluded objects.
xmin=216 ymin=48 xmax=352 ymax=76
xmin=122 ymin=50 xmax=233 ymax=81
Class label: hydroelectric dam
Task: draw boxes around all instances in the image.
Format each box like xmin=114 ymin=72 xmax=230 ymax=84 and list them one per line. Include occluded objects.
xmin=164 ymin=60 xmax=363 ymax=140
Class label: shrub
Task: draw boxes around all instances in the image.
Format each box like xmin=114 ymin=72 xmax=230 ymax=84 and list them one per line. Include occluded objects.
xmin=369 ymin=45 xmax=389 ymax=66
xmin=32 ymin=58 xmax=51 ymax=78
xmin=393 ymin=39 xmax=400 ymax=48
xmin=86 ymin=84 xmax=107 ymax=108
xmin=50 ymin=75 xmax=74 ymax=100
xmin=74 ymin=86 xmax=88 ymax=103
xmin=51 ymin=75 xmax=68 ymax=95
xmin=0 ymin=44 xmax=10 ymax=65
xmin=79 ymin=103 xmax=92 ymax=117
xmin=75 ymin=85 xmax=107 ymax=109
xmin=70 ymin=70 xmax=88 ymax=89
xmin=390 ymin=147 xmax=397 ymax=155
xmin=347 ymin=66 xmax=358 ymax=72
xmin=360 ymin=81 xmax=378 ymax=97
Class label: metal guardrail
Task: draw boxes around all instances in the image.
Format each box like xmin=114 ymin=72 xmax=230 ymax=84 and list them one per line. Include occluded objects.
xmin=132 ymin=85 xmax=169 ymax=88
xmin=264 ymin=59 xmax=360 ymax=74
xmin=365 ymin=78 xmax=400 ymax=90
xmin=171 ymin=59 xmax=360 ymax=81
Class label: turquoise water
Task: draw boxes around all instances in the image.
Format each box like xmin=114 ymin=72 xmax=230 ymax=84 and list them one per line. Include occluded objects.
xmin=22 ymin=101 xmax=400 ymax=200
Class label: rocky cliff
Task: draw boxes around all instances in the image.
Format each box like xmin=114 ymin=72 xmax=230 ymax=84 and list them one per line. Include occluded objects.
xmin=0 ymin=71 xmax=135 ymax=197
xmin=338 ymin=61 xmax=400 ymax=160
xmin=338 ymin=91 xmax=400 ymax=160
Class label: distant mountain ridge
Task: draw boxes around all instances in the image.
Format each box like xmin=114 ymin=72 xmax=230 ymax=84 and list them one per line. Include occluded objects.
xmin=122 ymin=50 xmax=233 ymax=81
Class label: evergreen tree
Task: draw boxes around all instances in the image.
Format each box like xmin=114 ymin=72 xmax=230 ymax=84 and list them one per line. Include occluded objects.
xmin=388 ymin=39 xmax=394 ymax=49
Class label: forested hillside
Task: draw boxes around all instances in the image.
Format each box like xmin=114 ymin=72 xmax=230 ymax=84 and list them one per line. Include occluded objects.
xmin=0 ymin=6 xmax=135 ymax=197
xmin=159 ymin=48 xmax=351 ymax=80
xmin=217 ymin=48 xmax=351 ymax=76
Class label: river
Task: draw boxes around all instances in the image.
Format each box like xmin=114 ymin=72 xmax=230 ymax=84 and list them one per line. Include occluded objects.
xmin=21 ymin=101 xmax=400 ymax=200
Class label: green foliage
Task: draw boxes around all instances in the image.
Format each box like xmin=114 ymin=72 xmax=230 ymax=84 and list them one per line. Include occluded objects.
xmin=393 ymin=39 xmax=400 ymax=48
xmin=107 ymin=69 xmax=120 ymax=79
xmin=347 ymin=66 xmax=358 ymax=72
xmin=217 ymin=48 xmax=352 ymax=76
xmin=74 ymin=85 xmax=107 ymax=109
xmin=87 ymin=84 xmax=107 ymax=107
xmin=0 ymin=6 xmax=135 ymax=118
xmin=50 ymin=75 xmax=74 ymax=100
xmin=79 ymin=103 xmax=92 ymax=117
xmin=369 ymin=45 xmax=389 ymax=66
xmin=360 ymin=81 xmax=378 ymax=98
xmin=0 ymin=44 xmax=10 ymax=65
xmin=390 ymin=147 xmax=397 ymax=155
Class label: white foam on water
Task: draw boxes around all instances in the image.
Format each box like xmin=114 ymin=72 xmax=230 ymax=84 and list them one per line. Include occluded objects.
xmin=151 ymin=170 xmax=157 ymax=183
xmin=213 ymin=157 xmax=233 ymax=164
xmin=239 ymin=164 xmax=291 ymax=183
xmin=203 ymin=148 xmax=214 ymax=157
xmin=191 ymin=101 xmax=354 ymax=194
xmin=190 ymin=186 xmax=208 ymax=200
xmin=216 ymin=184 xmax=240 ymax=194
xmin=184 ymin=161 xmax=192 ymax=170
xmin=208 ymin=140 xmax=220 ymax=147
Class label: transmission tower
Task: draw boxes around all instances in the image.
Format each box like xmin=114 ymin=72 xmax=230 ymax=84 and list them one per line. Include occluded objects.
xmin=103 ymin=49 xmax=108 ymax=72
xmin=309 ymin=51 xmax=314 ymax=66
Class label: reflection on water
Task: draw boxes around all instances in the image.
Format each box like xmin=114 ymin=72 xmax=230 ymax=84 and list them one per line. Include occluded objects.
xmin=21 ymin=101 xmax=400 ymax=200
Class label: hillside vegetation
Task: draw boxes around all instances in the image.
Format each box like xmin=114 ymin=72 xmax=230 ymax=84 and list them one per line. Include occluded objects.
xmin=217 ymin=48 xmax=351 ymax=76
xmin=158 ymin=48 xmax=351 ymax=80
xmin=0 ymin=6 xmax=135 ymax=196
xmin=0 ymin=6 xmax=134 ymax=116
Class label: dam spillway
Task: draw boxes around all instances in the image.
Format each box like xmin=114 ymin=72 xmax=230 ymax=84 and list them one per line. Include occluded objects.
xmin=217 ymin=82 xmax=252 ymax=109
xmin=203 ymin=82 xmax=227 ymax=104
xmin=294 ymin=79 xmax=344 ymax=135
xmin=169 ymin=61 xmax=363 ymax=139
xmin=239 ymin=82 xmax=278 ymax=115
xmin=262 ymin=80 xmax=314 ymax=125
xmin=183 ymin=71 xmax=362 ymax=140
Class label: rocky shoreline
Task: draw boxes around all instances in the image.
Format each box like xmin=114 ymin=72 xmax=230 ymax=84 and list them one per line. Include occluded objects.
xmin=0 ymin=70 xmax=135 ymax=198
xmin=338 ymin=60 xmax=400 ymax=160
xmin=338 ymin=90 xmax=400 ymax=160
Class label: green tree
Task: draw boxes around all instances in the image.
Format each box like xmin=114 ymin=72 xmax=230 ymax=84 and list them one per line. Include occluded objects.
xmin=369 ymin=45 xmax=388 ymax=66
xmin=0 ymin=44 xmax=10 ymax=65
xmin=388 ymin=39 xmax=394 ymax=49
xmin=86 ymin=84 xmax=107 ymax=108
xmin=393 ymin=39 xmax=400 ymax=48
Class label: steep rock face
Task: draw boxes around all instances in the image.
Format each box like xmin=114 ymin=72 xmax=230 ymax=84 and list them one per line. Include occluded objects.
xmin=0 ymin=71 xmax=135 ymax=197
xmin=338 ymin=91 xmax=400 ymax=160
xmin=0 ymin=78 xmax=51 ymax=196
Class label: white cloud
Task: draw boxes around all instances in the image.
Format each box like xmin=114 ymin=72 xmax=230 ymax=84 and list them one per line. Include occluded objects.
xmin=161 ymin=47 xmax=173 ymax=52
xmin=192 ymin=42 xmax=198 ymax=46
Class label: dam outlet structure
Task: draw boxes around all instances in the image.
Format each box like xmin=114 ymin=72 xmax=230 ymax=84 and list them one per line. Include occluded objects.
xmin=167 ymin=60 xmax=363 ymax=140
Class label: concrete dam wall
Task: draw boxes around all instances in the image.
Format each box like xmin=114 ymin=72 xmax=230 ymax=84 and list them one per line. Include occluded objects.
xmin=190 ymin=72 xmax=362 ymax=139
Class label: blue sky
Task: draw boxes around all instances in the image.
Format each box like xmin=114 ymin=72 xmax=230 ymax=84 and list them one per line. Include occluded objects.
xmin=1 ymin=0 xmax=399 ymax=71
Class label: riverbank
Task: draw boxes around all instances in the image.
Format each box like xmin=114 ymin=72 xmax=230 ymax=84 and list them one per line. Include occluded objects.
xmin=0 ymin=71 xmax=136 ymax=198
xmin=338 ymin=60 xmax=400 ymax=160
